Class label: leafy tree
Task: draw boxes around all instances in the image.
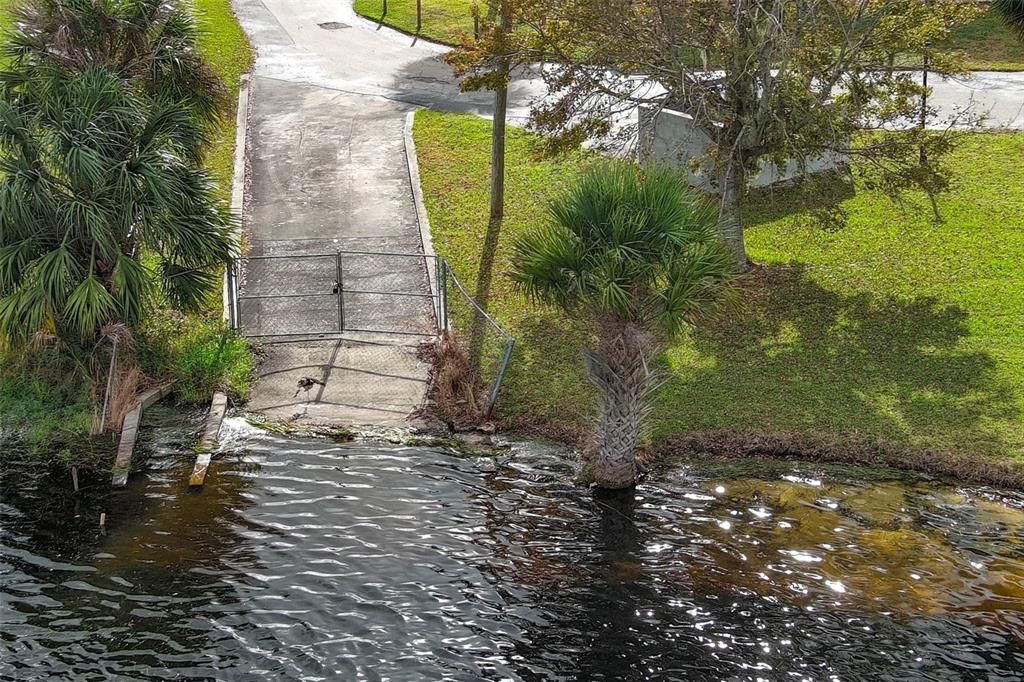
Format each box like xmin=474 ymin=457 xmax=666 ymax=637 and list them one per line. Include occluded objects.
xmin=511 ymin=162 xmax=735 ymax=489
xmin=455 ymin=0 xmax=981 ymax=268
xmin=448 ymin=0 xmax=517 ymax=370
xmin=0 ymin=66 xmax=235 ymax=345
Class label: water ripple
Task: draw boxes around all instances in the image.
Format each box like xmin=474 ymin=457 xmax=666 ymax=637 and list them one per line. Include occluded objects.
xmin=2 ymin=408 xmax=1023 ymax=680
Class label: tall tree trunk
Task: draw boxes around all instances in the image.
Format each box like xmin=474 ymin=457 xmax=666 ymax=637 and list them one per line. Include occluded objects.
xmin=489 ymin=87 xmax=508 ymax=225
xmin=468 ymin=0 xmax=512 ymax=383
xmin=471 ymin=82 xmax=507 ymax=311
xmin=717 ymin=154 xmax=750 ymax=270
xmin=583 ymin=319 xmax=657 ymax=489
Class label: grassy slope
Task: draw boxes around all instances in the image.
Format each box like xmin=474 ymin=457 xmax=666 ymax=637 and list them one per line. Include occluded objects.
xmin=352 ymin=0 xmax=477 ymax=45
xmin=195 ymin=0 xmax=255 ymax=194
xmin=947 ymin=8 xmax=1024 ymax=71
xmin=413 ymin=109 xmax=1024 ymax=465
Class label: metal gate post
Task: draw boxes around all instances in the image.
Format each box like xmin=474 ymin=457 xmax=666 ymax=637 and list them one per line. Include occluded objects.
xmin=439 ymin=259 xmax=449 ymax=332
xmin=487 ymin=337 xmax=515 ymax=415
xmin=228 ymin=260 xmax=240 ymax=329
xmin=336 ymin=251 xmax=345 ymax=332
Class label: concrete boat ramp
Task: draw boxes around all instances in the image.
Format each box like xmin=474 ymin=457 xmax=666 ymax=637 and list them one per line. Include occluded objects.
xmin=235 ymin=80 xmax=436 ymax=429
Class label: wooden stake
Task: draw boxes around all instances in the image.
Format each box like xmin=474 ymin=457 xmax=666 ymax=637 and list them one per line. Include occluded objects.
xmin=71 ymin=466 xmax=79 ymax=492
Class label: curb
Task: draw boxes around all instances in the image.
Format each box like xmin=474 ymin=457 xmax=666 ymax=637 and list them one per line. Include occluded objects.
xmin=189 ymin=391 xmax=229 ymax=487
xmin=110 ymin=384 xmax=174 ymax=487
xmin=403 ymin=110 xmax=441 ymax=319
xmin=224 ymin=73 xmax=252 ymax=324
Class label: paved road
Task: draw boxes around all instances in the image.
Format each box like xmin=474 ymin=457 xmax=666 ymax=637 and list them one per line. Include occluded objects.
xmin=235 ymin=0 xmax=1023 ymax=129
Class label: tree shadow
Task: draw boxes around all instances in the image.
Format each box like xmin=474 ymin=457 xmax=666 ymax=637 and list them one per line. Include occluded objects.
xmin=656 ymin=263 xmax=1019 ymax=455
xmin=744 ymin=169 xmax=857 ymax=231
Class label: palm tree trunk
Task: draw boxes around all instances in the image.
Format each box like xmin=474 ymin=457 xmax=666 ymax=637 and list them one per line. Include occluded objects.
xmin=583 ymin=319 xmax=657 ymax=489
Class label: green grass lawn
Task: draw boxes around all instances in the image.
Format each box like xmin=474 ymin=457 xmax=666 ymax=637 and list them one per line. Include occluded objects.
xmin=195 ymin=0 xmax=255 ymax=193
xmin=353 ymin=0 xmax=477 ymax=45
xmin=413 ymin=109 xmax=1024 ymax=466
xmin=946 ymin=7 xmax=1024 ymax=71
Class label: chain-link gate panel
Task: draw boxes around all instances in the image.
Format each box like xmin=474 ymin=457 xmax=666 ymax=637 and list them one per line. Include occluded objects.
xmin=234 ymin=253 xmax=342 ymax=338
xmin=233 ymin=251 xmax=441 ymax=339
xmin=336 ymin=251 xmax=439 ymax=337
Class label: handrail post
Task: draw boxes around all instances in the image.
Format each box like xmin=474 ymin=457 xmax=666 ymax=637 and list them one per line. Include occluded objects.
xmin=440 ymin=259 xmax=449 ymax=332
xmin=336 ymin=251 xmax=345 ymax=332
xmin=487 ymin=337 xmax=515 ymax=415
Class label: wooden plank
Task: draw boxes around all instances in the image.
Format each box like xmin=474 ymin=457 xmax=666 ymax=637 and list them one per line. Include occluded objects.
xmin=110 ymin=384 xmax=173 ymax=487
xmin=189 ymin=391 xmax=229 ymax=488
xmin=189 ymin=453 xmax=212 ymax=487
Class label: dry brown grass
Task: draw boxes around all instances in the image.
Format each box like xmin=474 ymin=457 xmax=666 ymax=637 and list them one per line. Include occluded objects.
xmin=107 ymin=364 xmax=146 ymax=432
xmin=421 ymin=331 xmax=488 ymax=429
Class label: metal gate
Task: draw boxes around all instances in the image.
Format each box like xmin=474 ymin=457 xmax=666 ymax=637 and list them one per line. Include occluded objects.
xmin=229 ymin=250 xmax=442 ymax=339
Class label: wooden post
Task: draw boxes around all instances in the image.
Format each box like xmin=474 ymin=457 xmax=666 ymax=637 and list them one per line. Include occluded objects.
xmin=99 ymin=337 xmax=118 ymax=433
xmin=474 ymin=14 xmax=480 ymax=39
xmin=71 ymin=466 xmax=79 ymax=493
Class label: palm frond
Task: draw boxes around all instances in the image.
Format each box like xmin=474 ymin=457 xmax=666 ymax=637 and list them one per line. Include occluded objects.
xmin=994 ymin=0 xmax=1024 ymax=38
xmin=159 ymin=261 xmax=220 ymax=312
xmin=64 ymin=274 xmax=118 ymax=339
xmin=511 ymin=160 xmax=735 ymax=337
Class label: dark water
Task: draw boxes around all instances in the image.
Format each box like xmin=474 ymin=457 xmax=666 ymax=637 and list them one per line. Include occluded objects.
xmin=2 ymin=407 xmax=1024 ymax=681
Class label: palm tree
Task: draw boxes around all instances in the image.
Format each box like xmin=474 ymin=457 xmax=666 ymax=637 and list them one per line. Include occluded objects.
xmin=3 ymin=0 xmax=227 ymax=125
xmin=511 ymin=162 xmax=736 ymax=489
xmin=994 ymin=0 xmax=1024 ymax=37
xmin=0 ymin=65 xmax=235 ymax=345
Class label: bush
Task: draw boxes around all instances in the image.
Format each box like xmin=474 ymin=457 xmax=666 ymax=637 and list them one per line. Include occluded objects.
xmin=0 ymin=352 xmax=94 ymax=444
xmin=140 ymin=312 xmax=256 ymax=403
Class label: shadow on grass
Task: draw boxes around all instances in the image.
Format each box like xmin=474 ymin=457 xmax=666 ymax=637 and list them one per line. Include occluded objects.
xmin=744 ymin=170 xmax=857 ymax=231
xmin=655 ymin=263 xmax=1019 ymax=456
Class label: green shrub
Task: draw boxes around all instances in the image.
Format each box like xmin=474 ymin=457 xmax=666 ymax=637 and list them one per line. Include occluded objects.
xmin=140 ymin=313 xmax=256 ymax=403
xmin=0 ymin=351 xmax=94 ymax=446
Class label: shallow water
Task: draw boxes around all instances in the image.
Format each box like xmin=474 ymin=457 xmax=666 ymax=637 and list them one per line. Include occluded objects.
xmin=2 ymin=407 xmax=1023 ymax=681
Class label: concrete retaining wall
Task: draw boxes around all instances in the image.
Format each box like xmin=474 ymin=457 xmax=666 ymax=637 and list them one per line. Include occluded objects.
xmin=224 ymin=74 xmax=252 ymax=326
xmin=638 ymin=105 xmax=848 ymax=191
